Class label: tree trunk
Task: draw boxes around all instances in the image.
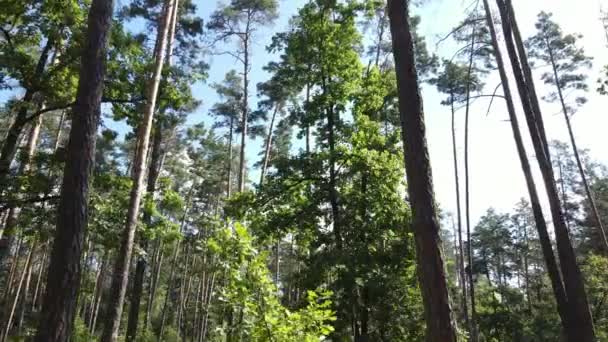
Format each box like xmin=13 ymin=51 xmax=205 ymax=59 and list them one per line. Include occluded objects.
xmin=31 ymin=246 xmax=47 ymax=312
xmin=450 ymin=95 xmax=469 ymax=329
xmin=126 ymin=120 xmax=165 ymax=342
xmin=387 ymin=1 xmax=457 ymax=340
xmin=1 ymin=241 xmax=35 ymax=342
xmin=158 ymin=186 xmax=194 ymax=339
xmin=463 ymin=16 xmax=479 ymax=342
xmin=16 ymin=241 xmax=36 ymax=332
xmin=260 ymin=105 xmax=279 ymax=186
xmin=227 ymin=117 xmax=233 ymax=197
xmin=145 ymin=241 xmax=164 ymax=328
xmin=238 ymin=28 xmax=250 ymax=193
xmin=34 ymin=0 xmax=114 ymax=340
xmin=101 ymin=1 xmax=174 ymax=340
xmin=546 ymin=42 xmax=608 ymax=251
xmin=496 ymin=1 xmax=596 ymax=340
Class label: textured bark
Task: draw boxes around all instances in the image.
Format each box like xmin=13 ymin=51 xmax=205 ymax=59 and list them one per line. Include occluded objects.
xmin=387 ymin=1 xmax=457 ymax=340
xmin=496 ymin=1 xmax=595 ymax=340
xmin=101 ymin=1 xmax=174 ymax=340
xmin=34 ymin=0 xmax=113 ymax=340
xmin=227 ymin=117 xmax=234 ymax=197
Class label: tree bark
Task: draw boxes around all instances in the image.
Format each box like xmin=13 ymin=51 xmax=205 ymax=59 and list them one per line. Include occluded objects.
xmin=101 ymin=1 xmax=174 ymax=340
xmin=34 ymin=0 xmax=114 ymax=340
xmin=496 ymin=1 xmax=595 ymax=340
xmin=387 ymin=1 xmax=457 ymax=340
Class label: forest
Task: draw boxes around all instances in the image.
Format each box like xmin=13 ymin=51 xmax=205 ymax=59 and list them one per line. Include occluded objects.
xmin=0 ymin=0 xmax=607 ymax=341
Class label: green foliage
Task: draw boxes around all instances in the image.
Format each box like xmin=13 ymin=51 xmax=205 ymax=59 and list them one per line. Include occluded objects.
xmin=526 ymin=11 xmax=593 ymax=113
xmin=206 ymin=223 xmax=336 ymax=341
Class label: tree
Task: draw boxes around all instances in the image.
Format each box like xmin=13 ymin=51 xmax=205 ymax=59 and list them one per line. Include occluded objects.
xmin=33 ymin=0 xmax=114 ymax=340
xmin=101 ymin=0 xmax=175 ymax=340
xmin=495 ymin=0 xmax=595 ymax=339
xmin=431 ymin=60 xmax=483 ymax=334
xmin=526 ymin=12 xmax=608 ymax=252
xmin=387 ymin=0 xmax=457 ymax=340
xmin=207 ymin=0 xmax=279 ymax=192
xmin=481 ymin=0 xmax=573 ymax=336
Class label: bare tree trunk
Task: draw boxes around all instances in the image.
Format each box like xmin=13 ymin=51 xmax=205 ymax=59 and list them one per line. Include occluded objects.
xmin=16 ymin=241 xmax=36 ymax=332
xmin=158 ymin=186 xmax=195 ymax=339
xmin=546 ymin=43 xmax=608 ymax=251
xmin=227 ymin=117 xmax=234 ymax=197
xmin=387 ymin=1 xmax=457 ymax=340
xmin=31 ymin=246 xmax=47 ymax=312
xmin=101 ymin=1 xmax=174 ymax=340
xmin=145 ymin=241 xmax=164 ymax=328
xmin=496 ymin=1 xmax=595 ymax=340
xmin=88 ymin=252 xmax=107 ymax=333
xmin=462 ymin=15 xmax=479 ymax=342
xmin=126 ymin=121 xmax=165 ymax=341
xmin=238 ymin=24 xmax=251 ymax=193
xmin=450 ymin=94 xmax=470 ymax=332
xmin=1 ymin=241 xmax=35 ymax=342
xmin=260 ymin=105 xmax=279 ymax=186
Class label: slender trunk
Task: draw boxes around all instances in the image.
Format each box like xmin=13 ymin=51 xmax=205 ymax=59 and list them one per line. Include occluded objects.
xmin=497 ymin=1 xmax=595 ymax=339
xmin=450 ymin=93 xmax=470 ymax=330
xmin=462 ymin=15 xmax=479 ymax=341
xmin=101 ymin=1 xmax=174 ymax=340
xmin=88 ymin=252 xmax=107 ymax=333
xmin=260 ymin=105 xmax=279 ymax=186
xmin=145 ymin=241 xmax=164 ymax=328
xmin=227 ymin=117 xmax=233 ymax=197
xmin=546 ymin=43 xmax=608 ymax=251
xmin=126 ymin=119 xmax=165 ymax=341
xmin=158 ymin=186 xmax=195 ymax=339
xmin=16 ymin=242 xmax=36 ymax=332
xmin=31 ymin=246 xmax=47 ymax=312
xmin=387 ymin=1 xmax=457 ymax=340
xmin=238 ymin=25 xmax=251 ymax=193
xmin=305 ymin=82 xmax=311 ymax=154
xmin=483 ymin=0 xmax=570 ymax=329
xmin=3 ymin=234 xmax=22 ymax=301
xmin=54 ymin=111 xmax=66 ymax=152
xmin=1 ymin=241 xmax=35 ymax=341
